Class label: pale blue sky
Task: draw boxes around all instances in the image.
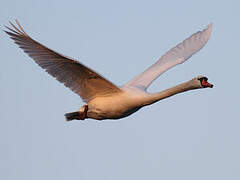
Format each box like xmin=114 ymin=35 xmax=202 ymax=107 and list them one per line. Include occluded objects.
xmin=1 ymin=0 xmax=240 ymax=180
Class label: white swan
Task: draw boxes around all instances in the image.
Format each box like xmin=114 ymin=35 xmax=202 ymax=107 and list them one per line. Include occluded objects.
xmin=5 ymin=20 xmax=213 ymax=121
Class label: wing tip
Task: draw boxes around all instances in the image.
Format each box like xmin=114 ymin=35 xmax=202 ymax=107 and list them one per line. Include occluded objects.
xmin=205 ymin=23 xmax=213 ymax=40
xmin=207 ymin=23 xmax=213 ymax=31
xmin=4 ymin=19 xmax=28 ymax=37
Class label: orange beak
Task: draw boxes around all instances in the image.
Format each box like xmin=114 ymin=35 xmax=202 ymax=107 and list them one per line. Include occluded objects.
xmin=202 ymin=79 xmax=213 ymax=88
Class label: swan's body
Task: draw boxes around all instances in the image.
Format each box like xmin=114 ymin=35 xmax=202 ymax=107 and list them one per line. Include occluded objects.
xmin=5 ymin=21 xmax=213 ymax=121
xmin=86 ymin=76 xmax=211 ymax=120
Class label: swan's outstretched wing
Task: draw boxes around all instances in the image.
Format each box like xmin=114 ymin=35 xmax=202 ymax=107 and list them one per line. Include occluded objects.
xmin=5 ymin=20 xmax=122 ymax=102
xmin=125 ymin=24 xmax=212 ymax=90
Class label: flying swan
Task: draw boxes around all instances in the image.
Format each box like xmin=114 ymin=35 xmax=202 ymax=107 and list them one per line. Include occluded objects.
xmin=5 ymin=20 xmax=213 ymax=121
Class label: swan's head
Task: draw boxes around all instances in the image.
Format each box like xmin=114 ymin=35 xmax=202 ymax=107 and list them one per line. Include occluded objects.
xmin=192 ymin=76 xmax=213 ymax=88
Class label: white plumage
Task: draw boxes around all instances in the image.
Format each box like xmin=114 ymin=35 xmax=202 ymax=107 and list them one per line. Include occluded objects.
xmin=5 ymin=21 xmax=213 ymax=120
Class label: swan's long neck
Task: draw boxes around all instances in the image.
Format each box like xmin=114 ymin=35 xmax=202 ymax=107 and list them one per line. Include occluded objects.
xmin=145 ymin=80 xmax=200 ymax=105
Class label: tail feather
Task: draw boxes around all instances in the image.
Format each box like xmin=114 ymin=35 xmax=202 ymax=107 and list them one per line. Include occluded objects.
xmin=65 ymin=111 xmax=80 ymax=121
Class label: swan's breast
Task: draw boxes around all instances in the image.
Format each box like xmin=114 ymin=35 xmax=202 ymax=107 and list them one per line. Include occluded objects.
xmin=87 ymin=89 xmax=149 ymax=119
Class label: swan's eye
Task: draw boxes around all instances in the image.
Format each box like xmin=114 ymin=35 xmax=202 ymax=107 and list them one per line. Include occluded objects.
xmin=198 ymin=77 xmax=208 ymax=81
xmin=198 ymin=77 xmax=208 ymax=82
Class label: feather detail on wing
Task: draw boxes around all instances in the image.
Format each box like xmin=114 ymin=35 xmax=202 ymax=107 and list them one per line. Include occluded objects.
xmin=5 ymin=20 xmax=122 ymax=102
xmin=125 ymin=24 xmax=212 ymax=90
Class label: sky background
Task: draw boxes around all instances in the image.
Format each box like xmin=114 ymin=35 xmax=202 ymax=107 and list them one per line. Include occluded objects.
xmin=1 ymin=0 xmax=240 ymax=179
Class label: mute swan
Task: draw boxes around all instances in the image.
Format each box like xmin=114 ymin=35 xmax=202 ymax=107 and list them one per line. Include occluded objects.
xmin=5 ymin=21 xmax=213 ymax=121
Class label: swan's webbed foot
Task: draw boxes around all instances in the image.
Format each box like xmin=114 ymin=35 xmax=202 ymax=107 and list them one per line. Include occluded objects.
xmin=65 ymin=104 xmax=88 ymax=121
